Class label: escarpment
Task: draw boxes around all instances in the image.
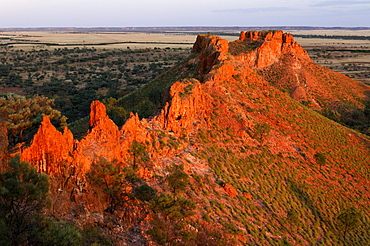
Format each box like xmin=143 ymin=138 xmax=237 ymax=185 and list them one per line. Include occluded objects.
xmin=18 ymin=29 xmax=370 ymax=198
xmin=233 ymin=30 xmax=312 ymax=69
xmin=191 ymin=34 xmax=229 ymax=78
xmin=6 ymin=30 xmax=370 ymax=245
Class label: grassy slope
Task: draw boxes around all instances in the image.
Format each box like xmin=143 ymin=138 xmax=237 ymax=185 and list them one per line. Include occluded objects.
xmin=116 ymin=54 xmax=199 ymax=119
xmin=171 ymin=57 xmax=370 ymax=245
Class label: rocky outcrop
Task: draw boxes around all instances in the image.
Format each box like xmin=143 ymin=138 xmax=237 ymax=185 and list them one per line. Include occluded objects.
xmin=17 ymin=31 xmax=319 ymax=177
xmin=0 ymin=121 xmax=8 ymax=171
xmin=22 ymin=116 xmax=74 ymax=174
xmin=191 ymin=35 xmax=229 ymax=78
xmin=18 ymin=30 xmax=370 ymax=179
xmin=223 ymin=183 xmax=238 ymax=198
xmin=74 ymin=101 xmax=121 ymax=173
xmin=20 ymin=101 xmax=154 ymax=175
xmin=233 ymin=30 xmax=311 ymax=69
xmin=157 ymin=79 xmax=213 ymax=134
xmin=21 ymin=116 xmax=74 ymax=174
xmin=120 ymin=113 xmax=151 ymax=150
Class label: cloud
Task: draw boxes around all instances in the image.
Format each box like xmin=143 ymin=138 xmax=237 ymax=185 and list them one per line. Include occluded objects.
xmin=212 ymin=7 xmax=298 ymax=14
xmin=311 ymin=0 xmax=370 ymax=7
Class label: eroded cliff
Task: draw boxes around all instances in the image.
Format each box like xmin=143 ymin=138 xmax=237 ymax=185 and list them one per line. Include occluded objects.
xmin=233 ymin=30 xmax=311 ymax=69
xmin=9 ymin=31 xmax=370 ymax=245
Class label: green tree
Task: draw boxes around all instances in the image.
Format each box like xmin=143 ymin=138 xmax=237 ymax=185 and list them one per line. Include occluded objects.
xmin=0 ymin=155 xmax=49 ymax=245
xmin=0 ymin=94 xmax=62 ymax=145
xmin=32 ymin=218 xmax=82 ymax=246
xmin=314 ymin=152 xmax=326 ymax=171
xmin=0 ymin=155 xmax=81 ymax=246
xmin=134 ymin=183 xmax=157 ymax=202
xmin=166 ymin=164 xmax=189 ymax=196
xmin=147 ymin=165 xmax=195 ymax=245
xmin=102 ymin=97 xmax=127 ymax=126
xmin=148 ymin=193 xmax=196 ymax=245
xmin=5 ymin=73 xmax=23 ymax=87
xmin=128 ymin=141 xmax=150 ymax=169
xmin=253 ymin=122 xmax=271 ymax=145
xmin=336 ymin=207 xmax=362 ymax=242
xmin=87 ymin=158 xmax=139 ymax=212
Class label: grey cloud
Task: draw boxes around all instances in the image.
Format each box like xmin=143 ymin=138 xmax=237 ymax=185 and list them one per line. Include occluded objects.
xmin=311 ymin=0 xmax=370 ymax=7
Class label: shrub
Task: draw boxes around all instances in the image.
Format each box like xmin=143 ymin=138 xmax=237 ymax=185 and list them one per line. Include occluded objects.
xmin=0 ymin=155 xmax=81 ymax=246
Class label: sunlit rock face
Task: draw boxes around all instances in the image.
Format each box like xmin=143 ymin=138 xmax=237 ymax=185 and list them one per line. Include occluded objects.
xmin=75 ymin=101 xmax=121 ymax=173
xmin=20 ymin=99 xmax=156 ymax=177
xmin=234 ymin=30 xmax=311 ymax=69
xmin=191 ymin=34 xmax=229 ymax=78
xmin=21 ymin=116 xmax=74 ymax=174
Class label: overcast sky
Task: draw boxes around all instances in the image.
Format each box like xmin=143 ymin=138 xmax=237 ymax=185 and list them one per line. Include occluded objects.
xmin=1 ymin=0 xmax=369 ymax=27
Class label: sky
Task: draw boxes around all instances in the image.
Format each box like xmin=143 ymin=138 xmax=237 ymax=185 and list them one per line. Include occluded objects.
xmin=1 ymin=0 xmax=369 ymax=28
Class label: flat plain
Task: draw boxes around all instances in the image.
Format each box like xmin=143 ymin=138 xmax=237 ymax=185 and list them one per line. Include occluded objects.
xmin=0 ymin=31 xmax=196 ymax=50
xmin=1 ymin=29 xmax=369 ymax=84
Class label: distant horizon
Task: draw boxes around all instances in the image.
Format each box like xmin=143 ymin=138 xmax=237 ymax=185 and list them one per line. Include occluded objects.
xmin=1 ymin=26 xmax=370 ymax=31
xmin=2 ymin=0 xmax=370 ymax=28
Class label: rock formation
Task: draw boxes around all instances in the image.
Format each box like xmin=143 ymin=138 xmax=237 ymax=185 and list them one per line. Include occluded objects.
xmin=19 ymin=30 xmax=370 ymax=177
xmin=227 ymin=30 xmax=370 ymax=110
xmin=74 ymin=101 xmax=121 ymax=173
xmin=21 ymin=101 xmax=151 ymax=175
xmin=9 ymin=30 xmax=370 ymax=245
xmin=21 ymin=116 xmax=74 ymax=174
xmin=157 ymin=79 xmax=213 ymax=134
xmin=233 ymin=30 xmax=311 ymax=69
xmin=191 ymin=34 xmax=229 ymax=78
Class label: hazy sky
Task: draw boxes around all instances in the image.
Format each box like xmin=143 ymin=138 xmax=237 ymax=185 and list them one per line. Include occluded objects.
xmin=1 ymin=0 xmax=369 ymax=27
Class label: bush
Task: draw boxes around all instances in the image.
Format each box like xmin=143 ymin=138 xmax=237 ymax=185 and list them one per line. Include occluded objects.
xmin=166 ymin=164 xmax=189 ymax=195
xmin=134 ymin=183 xmax=157 ymax=202
xmin=0 ymin=155 xmax=81 ymax=246
xmin=34 ymin=218 xmax=82 ymax=246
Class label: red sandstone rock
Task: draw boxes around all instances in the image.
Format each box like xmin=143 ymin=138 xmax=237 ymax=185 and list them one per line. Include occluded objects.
xmin=120 ymin=112 xmax=149 ymax=145
xmin=192 ymin=35 xmax=229 ymax=77
xmin=21 ymin=116 xmax=74 ymax=174
xmin=156 ymin=79 xmax=214 ymax=135
xmin=75 ymin=101 xmax=121 ymax=173
xmin=192 ymin=34 xmax=229 ymax=54
xmin=223 ymin=183 xmax=238 ymax=198
xmin=8 ymin=31 xmax=370 ymax=243
xmin=243 ymin=192 xmax=253 ymax=200
xmin=19 ymin=31 xmax=369 ymax=179
xmin=234 ymin=30 xmax=311 ymax=69
xmin=20 ymin=100 xmax=155 ymax=175
xmin=89 ymin=100 xmax=110 ymax=128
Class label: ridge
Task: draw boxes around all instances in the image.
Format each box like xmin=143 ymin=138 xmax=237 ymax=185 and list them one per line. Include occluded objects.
xmin=7 ymin=30 xmax=370 ymax=245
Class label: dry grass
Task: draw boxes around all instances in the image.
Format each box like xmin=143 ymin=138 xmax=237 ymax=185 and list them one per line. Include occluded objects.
xmin=1 ymin=29 xmax=369 ymax=49
xmin=0 ymin=31 xmax=197 ymax=50
xmin=288 ymin=29 xmax=370 ymax=36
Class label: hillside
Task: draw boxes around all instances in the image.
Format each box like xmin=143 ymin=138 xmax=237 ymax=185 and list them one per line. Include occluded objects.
xmin=2 ymin=31 xmax=370 ymax=245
